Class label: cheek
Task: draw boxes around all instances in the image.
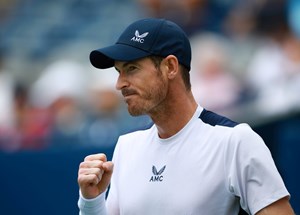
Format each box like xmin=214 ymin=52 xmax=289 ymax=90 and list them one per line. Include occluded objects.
xmin=145 ymin=77 xmax=168 ymax=101
xmin=133 ymin=69 xmax=168 ymax=101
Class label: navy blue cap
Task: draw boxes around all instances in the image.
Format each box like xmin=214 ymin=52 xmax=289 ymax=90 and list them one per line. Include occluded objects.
xmin=90 ymin=18 xmax=191 ymax=71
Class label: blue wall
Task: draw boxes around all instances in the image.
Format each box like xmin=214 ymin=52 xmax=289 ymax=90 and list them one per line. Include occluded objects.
xmin=0 ymin=114 xmax=299 ymax=214
xmin=0 ymin=147 xmax=114 ymax=215
xmin=254 ymin=115 xmax=300 ymax=213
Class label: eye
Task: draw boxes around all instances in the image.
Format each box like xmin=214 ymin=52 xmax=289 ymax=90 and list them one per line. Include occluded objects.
xmin=126 ymin=65 xmax=138 ymax=73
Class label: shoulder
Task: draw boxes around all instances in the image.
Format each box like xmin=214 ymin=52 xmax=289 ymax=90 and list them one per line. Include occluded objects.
xmin=199 ymin=108 xmax=239 ymax=128
xmin=197 ymin=108 xmax=241 ymax=142
xmin=199 ymin=108 xmax=262 ymax=141
xmin=116 ymin=124 xmax=155 ymax=150
xmin=198 ymin=108 xmax=267 ymax=156
xmin=230 ymin=123 xmax=266 ymax=151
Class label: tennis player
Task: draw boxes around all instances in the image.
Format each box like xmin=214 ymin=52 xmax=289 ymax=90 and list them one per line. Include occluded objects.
xmin=77 ymin=18 xmax=294 ymax=214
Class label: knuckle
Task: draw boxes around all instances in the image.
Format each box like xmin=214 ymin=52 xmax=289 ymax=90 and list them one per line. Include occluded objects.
xmin=96 ymin=160 xmax=104 ymax=167
xmin=84 ymin=153 xmax=107 ymax=162
xmin=91 ymin=174 xmax=99 ymax=185
xmin=77 ymin=175 xmax=86 ymax=184
xmin=95 ymin=168 xmax=103 ymax=176
xmin=79 ymin=161 xmax=86 ymax=168
xmin=90 ymin=160 xmax=103 ymax=168
xmin=78 ymin=167 xmax=86 ymax=175
xmin=84 ymin=155 xmax=92 ymax=161
xmin=99 ymin=153 xmax=107 ymax=160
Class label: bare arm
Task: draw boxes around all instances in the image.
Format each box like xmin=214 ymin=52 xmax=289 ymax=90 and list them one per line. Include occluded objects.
xmin=255 ymin=197 xmax=294 ymax=215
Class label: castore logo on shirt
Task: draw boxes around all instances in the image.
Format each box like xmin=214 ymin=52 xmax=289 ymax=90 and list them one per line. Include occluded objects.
xmin=149 ymin=165 xmax=166 ymax=182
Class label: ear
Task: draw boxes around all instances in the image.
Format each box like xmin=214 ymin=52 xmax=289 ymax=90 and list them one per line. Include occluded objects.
xmin=163 ymin=55 xmax=179 ymax=79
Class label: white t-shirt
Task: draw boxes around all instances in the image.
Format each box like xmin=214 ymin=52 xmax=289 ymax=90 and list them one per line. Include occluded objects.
xmin=78 ymin=106 xmax=289 ymax=215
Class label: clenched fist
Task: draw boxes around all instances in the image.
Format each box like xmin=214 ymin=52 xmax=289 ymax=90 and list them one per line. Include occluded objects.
xmin=78 ymin=153 xmax=114 ymax=199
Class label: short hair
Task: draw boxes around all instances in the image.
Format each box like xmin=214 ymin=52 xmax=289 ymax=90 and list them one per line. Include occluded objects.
xmin=148 ymin=55 xmax=191 ymax=91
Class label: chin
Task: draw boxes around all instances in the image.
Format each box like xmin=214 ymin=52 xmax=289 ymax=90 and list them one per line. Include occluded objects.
xmin=127 ymin=104 xmax=147 ymax=116
xmin=128 ymin=108 xmax=144 ymax=116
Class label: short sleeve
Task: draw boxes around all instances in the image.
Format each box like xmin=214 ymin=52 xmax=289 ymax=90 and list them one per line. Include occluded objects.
xmin=226 ymin=124 xmax=290 ymax=214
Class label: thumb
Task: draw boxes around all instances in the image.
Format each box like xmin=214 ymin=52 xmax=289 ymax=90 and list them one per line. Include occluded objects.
xmin=103 ymin=161 xmax=114 ymax=171
xmin=98 ymin=161 xmax=114 ymax=193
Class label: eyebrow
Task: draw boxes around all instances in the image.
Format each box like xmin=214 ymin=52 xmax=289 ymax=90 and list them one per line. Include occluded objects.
xmin=115 ymin=60 xmax=139 ymax=72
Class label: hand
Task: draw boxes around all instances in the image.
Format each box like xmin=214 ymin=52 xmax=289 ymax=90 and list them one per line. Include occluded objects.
xmin=78 ymin=153 xmax=114 ymax=199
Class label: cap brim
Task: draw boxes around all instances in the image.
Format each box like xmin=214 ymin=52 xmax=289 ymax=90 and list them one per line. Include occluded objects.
xmin=90 ymin=44 xmax=151 ymax=69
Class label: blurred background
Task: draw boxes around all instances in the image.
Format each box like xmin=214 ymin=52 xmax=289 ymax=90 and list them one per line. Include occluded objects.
xmin=0 ymin=0 xmax=299 ymax=214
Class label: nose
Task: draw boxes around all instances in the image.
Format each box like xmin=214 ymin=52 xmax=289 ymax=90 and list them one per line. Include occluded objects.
xmin=116 ymin=72 xmax=129 ymax=91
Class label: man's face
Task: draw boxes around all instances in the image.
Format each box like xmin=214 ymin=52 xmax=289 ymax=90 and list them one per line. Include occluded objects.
xmin=114 ymin=57 xmax=168 ymax=116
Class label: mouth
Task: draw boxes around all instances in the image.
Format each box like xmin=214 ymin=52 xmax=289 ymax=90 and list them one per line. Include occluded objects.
xmin=123 ymin=94 xmax=138 ymax=103
xmin=122 ymin=89 xmax=138 ymax=102
xmin=122 ymin=89 xmax=137 ymax=97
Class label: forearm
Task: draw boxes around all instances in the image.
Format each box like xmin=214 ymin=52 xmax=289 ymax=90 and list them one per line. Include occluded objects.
xmin=78 ymin=191 xmax=107 ymax=215
xmin=255 ymin=197 xmax=294 ymax=215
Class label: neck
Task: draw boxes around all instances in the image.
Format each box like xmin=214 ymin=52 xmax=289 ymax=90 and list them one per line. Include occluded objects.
xmin=149 ymin=91 xmax=198 ymax=139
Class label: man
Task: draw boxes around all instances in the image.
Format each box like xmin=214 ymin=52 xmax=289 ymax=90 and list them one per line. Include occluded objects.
xmin=77 ymin=18 xmax=294 ymax=214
